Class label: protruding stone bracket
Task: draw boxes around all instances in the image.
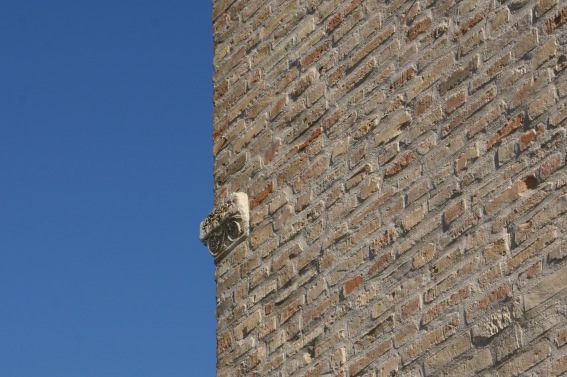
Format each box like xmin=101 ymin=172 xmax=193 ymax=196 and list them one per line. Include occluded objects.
xmin=200 ymin=192 xmax=249 ymax=262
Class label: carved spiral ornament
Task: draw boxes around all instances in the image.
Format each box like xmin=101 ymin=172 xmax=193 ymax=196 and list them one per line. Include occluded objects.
xmin=206 ymin=216 xmax=243 ymax=256
xmin=199 ymin=193 xmax=249 ymax=262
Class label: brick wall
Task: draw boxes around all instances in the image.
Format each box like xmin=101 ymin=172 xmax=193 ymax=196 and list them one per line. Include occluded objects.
xmin=209 ymin=0 xmax=567 ymax=375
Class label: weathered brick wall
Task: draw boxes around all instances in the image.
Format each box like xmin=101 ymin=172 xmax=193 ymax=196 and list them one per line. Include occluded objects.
xmin=209 ymin=0 xmax=567 ymax=375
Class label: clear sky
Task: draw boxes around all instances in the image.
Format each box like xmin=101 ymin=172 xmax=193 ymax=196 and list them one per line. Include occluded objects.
xmin=1 ymin=1 xmax=217 ymax=376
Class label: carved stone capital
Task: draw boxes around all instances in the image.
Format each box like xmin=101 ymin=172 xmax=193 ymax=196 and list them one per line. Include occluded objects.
xmin=199 ymin=192 xmax=249 ymax=262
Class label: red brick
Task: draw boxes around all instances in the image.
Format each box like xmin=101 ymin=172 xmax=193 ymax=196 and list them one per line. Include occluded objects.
xmin=368 ymin=251 xmax=393 ymax=276
xmin=385 ymin=152 xmax=415 ymax=176
xmin=540 ymin=152 xmax=563 ymax=180
xmin=250 ymin=182 xmax=274 ymax=209
xmin=327 ymin=13 xmax=343 ymax=32
xmin=301 ymin=41 xmax=332 ymax=68
xmin=407 ymin=17 xmax=432 ymax=41
xmin=486 ymin=113 xmax=524 ymax=151
xmin=519 ymin=123 xmax=545 ymax=151
xmin=298 ymin=127 xmax=323 ymax=152
xmin=389 ymin=67 xmax=416 ymax=92
xmin=344 ymin=275 xmax=363 ymax=296
xmin=465 ymin=284 xmax=512 ymax=320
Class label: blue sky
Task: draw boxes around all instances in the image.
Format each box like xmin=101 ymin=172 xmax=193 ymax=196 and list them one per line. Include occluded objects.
xmin=1 ymin=1 xmax=216 ymax=376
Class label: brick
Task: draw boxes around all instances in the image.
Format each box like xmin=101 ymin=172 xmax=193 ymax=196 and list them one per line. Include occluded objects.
xmin=471 ymin=306 xmax=514 ymax=344
xmin=550 ymin=102 xmax=567 ymax=126
xmin=414 ymin=94 xmax=433 ymax=117
xmin=424 ymin=333 xmax=471 ymax=374
xmin=519 ymin=123 xmax=545 ymax=151
xmin=294 ymin=155 xmax=330 ymax=192
xmin=349 ymin=217 xmax=381 ymax=246
xmin=344 ymin=275 xmax=363 ymax=296
xmin=367 ymin=251 xmax=393 ymax=278
xmin=460 ymin=28 xmax=484 ymax=57
xmin=465 ymin=284 xmax=512 ymax=321
xmin=535 ymin=0 xmax=558 ymax=18
xmin=394 ymin=321 xmax=418 ymax=347
xmin=486 ymin=113 xmax=524 ymax=151
xmin=348 ymin=339 xmax=392 ymax=376
xmin=514 ymin=194 xmax=567 ymax=245
xmin=528 ymin=85 xmax=556 ymax=120
xmin=407 ymin=17 xmax=432 ymax=41
xmin=354 ymin=285 xmax=378 ymax=309
xmin=327 ymin=12 xmax=343 ymax=32
xmin=444 ymin=199 xmax=466 ymax=224
xmin=551 ymin=355 xmax=567 ymax=376
xmin=301 ymin=41 xmax=331 ymax=68
xmin=556 ymin=326 xmax=567 ymax=347
xmin=389 ymin=67 xmax=416 ymax=92
xmin=401 ymin=204 xmax=426 ymax=231
xmin=540 ymin=152 xmax=563 ymax=180
xmin=401 ymin=2 xmax=420 ymax=25
xmin=519 ymin=260 xmax=542 ymax=285
xmin=412 ymin=243 xmax=436 ymax=269
xmin=346 ymin=164 xmax=372 ymax=190
xmin=360 ymin=176 xmax=380 ymax=200
xmin=370 ymin=227 xmax=397 ymax=252
xmin=430 ymin=247 xmax=462 ymax=276
xmin=455 ymin=144 xmax=479 ymax=172
xmin=335 ymin=58 xmax=377 ymax=100
xmin=513 ymin=28 xmax=538 ymax=58
xmin=401 ymin=295 xmax=421 ymax=319
xmin=348 ymin=24 xmax=395 ymax=70
xmin=305 ymin=81 xmax=327 ymax=108
xmin=532 ymin=37 xmax=557 ymax=69
xmin=491 ymin=188 xmax=550 ymax=233
xmin=234 ymin=309 xmax=262 ymax=340
xmin=497 ymin=341 xmax=551 ymax=376
xmin=377 ymin=354 xmax=400 ymax=377
xmin=280 ymin=295 xmax=304 ymax=323
xmin=270 ymin=94 xmax=288 ymax=120
xmin=211 ymin=1 xmax=567 ymax=375
xmin=401 ymin=314 xmax=459 ymax=364
xmin=407 ymin=178 xmax=430 ymax=203
xmin=217 ymin=331 xmax=233 ymax=355
xmin=489 ymin=6 xmax=509 ymax=31
xmin=442 ymin=348 xmax=493 ymax=377
xmin=508 ymin=228 xmax=557 ymax=272
xmin=524 ymin=261 xmax=567 ymax=310
xmin=545 ymin=4 xmax=567 ymax=32
xmin=290 ymin=69 xmax=316 ymax=98
xmin=484 ymin=179 xmax=529 ymax=214
xmin=375 ymin=111 xmax=411 ymax=145
xmin=438 ymin=56 xmax=478 ymax=96
xmin=406 ymin=53 xmax=454 ymax=101
xmin=385 ymin=152 xmax=414 ymax=176
xmin=479 ymin=263 xmax=503 ymax=288
xmin=250 ymin=182 xmax=274 ymax=210
xmin=445 ymin=90 xmax=466 ymax=113
xmin=422 ymin=285 xmax=471 ymax=325
xmin=454 ymin=7 xmax=489 ymax=40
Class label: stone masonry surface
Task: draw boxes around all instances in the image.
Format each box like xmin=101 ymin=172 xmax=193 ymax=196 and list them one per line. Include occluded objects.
xmin=208 ymin=0 xmax=567 ymax=375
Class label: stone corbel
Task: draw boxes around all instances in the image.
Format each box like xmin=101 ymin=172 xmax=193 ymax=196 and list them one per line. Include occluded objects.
xmin=199 ymin=192 xmax=249 ymax=262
